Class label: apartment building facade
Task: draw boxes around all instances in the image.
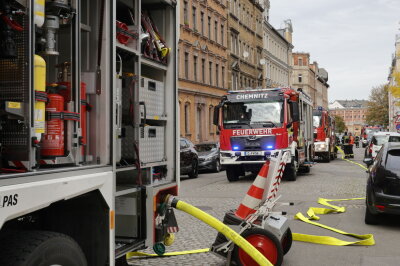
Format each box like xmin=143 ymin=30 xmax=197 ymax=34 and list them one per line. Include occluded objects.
xmin=228 ymin=0 xmax=264 ymax=90
xmin=178 ymin=0 xmax=229 ymax=143
xmin=262 ymin=19 xmax=293 ymax=87
xmin=329 ymin=100 xmax=368 ymax=135
xmin=291 ymin=53 xmax=329 ymax=108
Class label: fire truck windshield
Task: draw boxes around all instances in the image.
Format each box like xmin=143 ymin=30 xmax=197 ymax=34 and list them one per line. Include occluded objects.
xmin=313 ymin=115 xmax=322 ymax=128
xmin=223 ymin=101 xmax=283 ymax=128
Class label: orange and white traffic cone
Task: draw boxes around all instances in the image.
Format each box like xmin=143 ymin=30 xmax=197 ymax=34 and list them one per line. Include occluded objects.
xmin=235 ymin=161 xmax=270 ymax=220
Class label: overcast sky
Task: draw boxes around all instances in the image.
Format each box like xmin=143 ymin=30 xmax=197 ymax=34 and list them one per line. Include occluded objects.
xmin=270 ymin=0 xmax=400 ymax=102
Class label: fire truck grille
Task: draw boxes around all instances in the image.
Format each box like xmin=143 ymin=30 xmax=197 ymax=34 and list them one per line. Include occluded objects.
xmin=230 ymin=136 xmax=276 ymax=151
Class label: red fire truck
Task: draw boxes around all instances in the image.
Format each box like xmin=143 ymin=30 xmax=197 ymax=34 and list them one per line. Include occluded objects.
xmin=313 ymin=107 xmax=337 ymax=162
xmin=213 ymin=88 xmax=314 ymax=182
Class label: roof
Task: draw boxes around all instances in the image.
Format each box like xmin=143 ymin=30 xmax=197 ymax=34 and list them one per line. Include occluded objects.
xmin=373 ymin=131 xmax=400 ymax=136
xmin=332 ymin=100 xmax=369 ymax=109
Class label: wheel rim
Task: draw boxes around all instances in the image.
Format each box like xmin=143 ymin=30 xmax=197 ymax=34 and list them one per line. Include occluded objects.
xmin=239 ymin=234 xmax=278 ymax=265
xmin=216 ymin=161 xmax=220 ymax=171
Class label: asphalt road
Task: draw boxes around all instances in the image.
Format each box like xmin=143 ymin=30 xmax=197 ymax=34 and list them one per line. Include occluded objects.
xmin=130 ymin=147 xmax=400 ymax=266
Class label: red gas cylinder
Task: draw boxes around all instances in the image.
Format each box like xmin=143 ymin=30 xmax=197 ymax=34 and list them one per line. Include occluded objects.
xmin=41 ymin=93 xmax=65 ymax=157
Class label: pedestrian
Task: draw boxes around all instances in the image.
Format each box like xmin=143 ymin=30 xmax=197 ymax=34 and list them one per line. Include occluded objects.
xmin=355 ymin=135 xmax=360 ymax=148
xmin=348 ymin=133 xmax=354 ymax=158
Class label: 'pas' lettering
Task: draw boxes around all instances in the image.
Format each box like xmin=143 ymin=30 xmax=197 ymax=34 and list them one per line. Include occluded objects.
xmin=0 ymin=194 xmax=18 ymax=208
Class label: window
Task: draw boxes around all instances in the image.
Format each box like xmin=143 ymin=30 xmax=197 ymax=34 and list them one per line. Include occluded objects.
xmin=298 ymin=57 xmax=303 ymax=66
xmin=184 ymin=52 xmax=189 ymax=79
xmin=201 ymin=58 xmax=205 ymax=82
xmin=185 ymin=103 xmax=190 ymax=134
xmin=298 ymin=74 xmax=302 ymax=83
xmin=184 ymin=2 xmax=188 ymax=24
xmin=222 ymin=66 xmax=225 ymax=88
xmin=193 ymin=55 xmax=198 ymax=81
xmin=208 ymin=16 xmax=211 ymax=39
xmin=221 ymin=24 xmax=224 ymax=45
xmin=196 ymin=106 xmax=203 ymax=141
xmin=209 ymin=106 xmax=214 ymax=134
xmin=216 ymin=64 xmax=219 ymax=87
xmin=209 ymin=61 xmax=213 ymax=85
xmin=214 ymin=20 xmax=218 ymax=41
xmin=200 ymin=11 xmax=204 ymax=34
xmin=192 ymin=6 xmax=197 ymax=30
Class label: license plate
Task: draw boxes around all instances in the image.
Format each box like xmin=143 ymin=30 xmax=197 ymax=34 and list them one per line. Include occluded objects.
xmin=244 ymin=151 xmax=264 ymax=156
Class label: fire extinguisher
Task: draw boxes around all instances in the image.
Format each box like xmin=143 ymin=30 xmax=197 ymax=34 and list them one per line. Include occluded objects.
xmin=41 ymin=85 xmax=65 ymax=157
xmin=57 ymin=81 xmax=89 ymax=157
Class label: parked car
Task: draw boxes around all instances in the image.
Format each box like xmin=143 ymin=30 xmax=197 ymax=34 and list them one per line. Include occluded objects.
xmin=195 ymin=142 xmax=221 ymax=172
xmin=180 ymin=138 xmax=199 ymax=178
xmin=364 ymin=132 xmax=400 ymax=159
xmin=363 ymin=143 xmax=400 ymax=224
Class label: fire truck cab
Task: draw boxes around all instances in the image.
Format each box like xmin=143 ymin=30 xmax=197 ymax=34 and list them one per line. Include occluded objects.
xmin=313 ymin=107 xmax=337 ymax=162
xmin=214 ymin=88 xmax=314 ymax=182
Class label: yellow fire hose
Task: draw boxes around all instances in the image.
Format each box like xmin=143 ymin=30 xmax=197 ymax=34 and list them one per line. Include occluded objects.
xmin=127 ymin=149 xmax=374 ymax=263
xmin=292 ymin=198 xmax=375 ymax=246
xmin=127 ymin=196 xmax=272 ymax=266
xmin=336 ymin=146 xmax=368 ymax=170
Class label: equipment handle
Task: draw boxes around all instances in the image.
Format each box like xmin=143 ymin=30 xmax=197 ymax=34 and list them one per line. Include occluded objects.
xmin=139 ymin=101 xmax=146 ymax=127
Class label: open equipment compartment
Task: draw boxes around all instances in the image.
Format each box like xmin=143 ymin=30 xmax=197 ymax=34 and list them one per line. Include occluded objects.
xmin=0 ymin=0 xmax=112 ymax=176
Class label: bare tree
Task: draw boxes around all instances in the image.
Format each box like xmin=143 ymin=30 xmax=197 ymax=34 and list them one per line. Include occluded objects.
xmin=365 ymin=84 xmax=389 ymax=127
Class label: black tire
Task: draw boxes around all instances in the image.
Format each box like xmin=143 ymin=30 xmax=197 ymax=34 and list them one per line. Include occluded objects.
xmin=365 ymin=205 xmax=379 ymax=225
xmin=214 ymin=159 xmax=221 ymax=173
xmin=325 ymin=151 xmax=331 ymax=162
xmin=116 ymin=255 xmax=130 ymax=266
xmin=282 ymin=228 xmax=293 ymax=255
xmin=188 ymin=160 xmax=199 ymax=179
xmin=299 ymin=165 xmax=310 ymax=174
xmin=0 ymin=231 xmax=87 ymax=266
xmin=283 ymin=158 xmax=297 ymax=181
xmin=233 ymin=228 xmax=283 ymax=266
xmin=226 ymin=166 xmax=240 ymax=182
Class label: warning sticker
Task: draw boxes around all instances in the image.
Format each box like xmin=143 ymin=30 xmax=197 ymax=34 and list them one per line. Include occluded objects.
xmin=7 ymin=102 xmax=21 ymax=109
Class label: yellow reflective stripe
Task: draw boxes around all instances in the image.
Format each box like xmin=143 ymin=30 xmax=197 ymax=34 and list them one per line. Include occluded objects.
xmin=293 ymin=198 xmax=375 ymax=246
xmin=34 ymin=11 xmax=45 ymax=17
xmin=126 ymin=248 xmax=210 ymax=259
xmin=336 ymin=146 xmax=368 ymax=170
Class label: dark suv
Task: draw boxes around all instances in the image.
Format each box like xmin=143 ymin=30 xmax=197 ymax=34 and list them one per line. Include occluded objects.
xmin=363 ymin=142 xmax=400 ymax=224
xmin=180 ymin=138 xmax=199 ymax=178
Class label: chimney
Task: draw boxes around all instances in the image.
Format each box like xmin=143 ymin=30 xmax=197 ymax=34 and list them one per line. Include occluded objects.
xmin=283 ymin=19 xmax=293 ymax=44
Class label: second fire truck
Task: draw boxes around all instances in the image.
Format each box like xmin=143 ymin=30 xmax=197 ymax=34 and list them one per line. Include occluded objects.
xmin=214 ymin=88 xmax=314 ymax=182
xmin=313 ymin=107 xmax=337 ymax=162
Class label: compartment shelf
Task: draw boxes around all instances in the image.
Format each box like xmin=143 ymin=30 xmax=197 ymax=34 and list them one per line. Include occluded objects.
xmin=141 ymin=57 xmax=168 ymax=71
xmin=116 ymin=185 xmax=139 ymax=196
xmin=116 ymin=42 xmax=139 ymax=55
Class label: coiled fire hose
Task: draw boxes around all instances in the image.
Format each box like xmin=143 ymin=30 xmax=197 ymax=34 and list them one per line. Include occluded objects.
xmin=167 ymin=195 xmax=272 ymax=266
xmin=127 ymin=195 xmax=272 ymax=266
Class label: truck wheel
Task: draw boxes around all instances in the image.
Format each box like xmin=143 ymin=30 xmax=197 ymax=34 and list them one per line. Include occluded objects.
xmin=116 ymin=255 xmax=130 ymax=266
xmin=284 ymin=158 xmax=297 ymax=181
xmin=0 ymin=231 xmax=87 ymax=266
xmin=188 ymin=160 xmax=199 ymax=179
xmin=299 ymin=165 xmax=310 ymax=174
xmin=226 ymin=166 xmax=240 ymax=182
xmin=325 ymin=151 xmax=331 ymax=162
xmin=233 ymin=228 xmax=283 ymax=266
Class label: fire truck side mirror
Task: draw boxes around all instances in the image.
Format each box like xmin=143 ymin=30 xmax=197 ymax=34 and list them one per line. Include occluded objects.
xmin=213 ymin=106 xmax=220 ymax=126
